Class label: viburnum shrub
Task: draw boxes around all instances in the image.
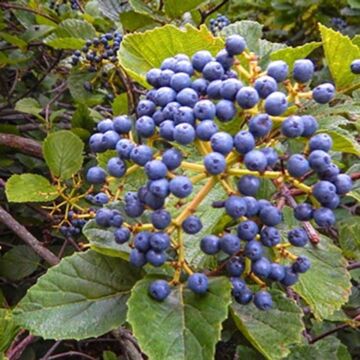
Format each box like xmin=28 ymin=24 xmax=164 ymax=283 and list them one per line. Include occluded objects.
xmin=1 ymin=5 xmax=360 ymax=358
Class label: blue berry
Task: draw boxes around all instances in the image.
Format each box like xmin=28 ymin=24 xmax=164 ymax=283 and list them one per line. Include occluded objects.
xmin=200 ymin=235 xmax=220 ymax=255
xmin=113 ymin=115 xmax=132 ymax=134
xmin=225 ymin=196 xmax=247 ymax=218
xmin=269 ymin=263 xmax=285 ymax=281
xmin=220 ymin=234 xmax=241 ymax=255
xmin=292 ymin=256 xmax=311 ymax=273
xmin=130 ymin=145 xmax=153 ymax=166
xmin=309 ymin=134 xmax=333 ymax=152
xmin=116 ymin=139 xmax=135 ymax=159
xmin=267 ymin=60 xmax=288 ymax=82
xmin=244 ymin=196 xmax=260 ymax=216
xmin=93 ymin=192 xmax=109 ymax=205
xmin=220 ymin=79 xmax=243 ymax=100
xmin=176 ymin=88 xmax=199 ymax=107
xmin=301 ymin=115 xmax=318 ymax=137
xmin=312 ymin=180 xmax=337 ymax=204
xmin=308 ymin=150 xmax=331 ymax=172
xmin=155 ymin=87 xmax=176 ymax=107
xmin=149 ymin=280 xmax=171 ymax=301
xmin=254 ymin=76 xmax=277 ymax=99
xmin=215 ymin=49 xmax=234 ymax=70
xmin=231 ymin=278 xmax=247 ymax=296
xmin=162 ymin=148 xmax=182 ymax=170
xmin=207 ymin=80 xmax=223 ymax=99
xmin=151 ymin=209 xmax=171 ymax=230
xmin=244 ymin=240 xmax=263 ymax=261
xmin=244 ymin=150 xmax=268 ymax=172
xmin=182 ymin=215 xmax=203 ymax=234
xmin=170 ymin=72 xmax=191 ymax=91
xmin=226 ymin=257 xmax=245 ymax=277
xmin=193 ymin=100 xmax=216 ymax=120
xmin=146 ymin=68 xmax=161 ymax=87
xmin=174 ymin=123 xmax=196 ymax=145
xmin=225 ymin=35 xmax=246 ymax=56
xmin=175 ymin=60 xmax=194 ymax=75
xmin=169 ymin=176 xmax=193 ymax=198
xmin=249 ymin=114 xmax=272 ymax=138
xmin=259 ymin=206 xmax=282 ymax=226
xmin=237 ymin=220 xmax=259 ymax=241
xmin=288 ymin=227 xmax=308 ymax=247
xmin=87 ymin=166 xmax=106 ymax=184
xmin=159 ymin=120 xmax=175 ymax=141
xmin=318 ymin=163 xmax=340 ymax=181
xmin=264 ymin=91 xmax=288 ymax=116
xmin=137 ymin=100 xmax=156 ymax=117
xmin=158 ymin=69 xmax=174 ymax=87
xmin=161 ymin=57 xmax=177 ymax=71
xmin=237 ymin=175 xmax=260 ymax=196
xmin=210 ymin=131 xmax=234 ymax=155
xmin=281 ymin=116 xmax=304 ymax=138
xmin=191 ymin=78 xmax=209 ymax=95
xmin=236 ymin=86 xmax=259 ymax=109
xmin=95 ymin=208 xmax=113 ymax=227
xmin=130 ymin=249 xmax=147 ymax=267
xmin=109 ymin=210 xmax=123 ymax=227
xmin=196 ymin=120 xmax=219 ymax=141
xmin=187 ymin=273 xmax=208 ymax=294
xmin=134 ymin=231 xmax=151 ymax=252
xmin=136 ymin=116 xmax=155 ymax=138
xmin=114 ymin=227 xmax=131 ymax=244
xmin=234 ymin=287 xmax=253 ymax=304
xmin=280 ymin=266 xmax=299 ymax=286
xmin=150 ymin=232 xmax=170 ymax=252
xmin=125 ymin=199 xmax=144 ymax=218
xmin=234 ymin=130 xmax=255 ymax=154
xmin=216 ymin=99 xmax=236 ymax=122
xmin=252 ymin=257 xmax=271 ymax=278
xmin=260 ymin=226 xmax=280 ymax=247
xmin=97 ymin=119 xmax=113 ymax=133
xmin=192 ymin=50 xmax=213 ymax=71
xmin=333 ymin=174 xmax=352 ymax=195
xmin=313 ymin=207 xmax=336 ymax=227
xmin=107 ymin=157 xmax=126 ymax=177
xmin=350 ymin=59 xmax=360 ymax=74
xmin=294 ymin=203 xmax=313 ymax=221
xmin=312 ymin=83 xmax=335 ymax=104
xmin=146 ymin=250 xmax=166 ymax=267
xmin=261 ymin=147 xmax=278 ymax=167
xmin=202 ymin=61 xmax=225 ymax=81
xmin=287 ymin=154 xmax=310 ymax=178
xmin=89 ymin=133 xmax=106 ymax=153
xmin=254 ymin=291 xmax=272 ymax=310
xmin=102 ymin=130 xmax=120 ymax=149
xmin=204 ymin=152 xmax=226 ymax=175
xmin=145 ymin=160 xmax=168 ymax=180
xmin=293 ymin=59 xmax=314 ymax=83
xmin=163 ymin=102 xmax=180 ymax=120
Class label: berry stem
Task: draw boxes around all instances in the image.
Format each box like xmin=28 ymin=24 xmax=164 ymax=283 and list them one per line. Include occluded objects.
xmin=181 ymin=161 xmax=206 ymax=172
xmin=227 ymin=168 xmax=281 ymax=179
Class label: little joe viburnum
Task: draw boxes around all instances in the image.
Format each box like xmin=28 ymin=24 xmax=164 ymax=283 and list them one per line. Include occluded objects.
xmin=82 ymin=35 xmax=355 ymax=310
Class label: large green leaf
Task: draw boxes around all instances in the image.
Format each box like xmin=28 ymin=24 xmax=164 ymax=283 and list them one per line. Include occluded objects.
xmin=163 ymin=0 xmax=208 ymax=18
xmin=127 ymin=276 xmax=232 ymax=360
xmin=338 ymin=217 xmax=360 ymax=260
xmin=270 ymin=42 xmax=321 ymax=70
xmin=43 ymin=130 xmax=84 ymax=180
xmin=322 ymin=129 xmax=360 ymax=155
xmin=285 ymin=336 xmax=351 ymax=360
xmin=14 ymin=250 xmax=141 ymax=340
xmin=98 ymin=0 xmax=131 ymax=22
xmin=15 ymin=97 xmax=43 ymax=118
xmin=231 ymin=289 xmax=304 ymax=360
xmin=291 ymin=236 xmax=352 ymax=320
xmin=5 ymin=174 xmax=58 ymax=203
xmin=0 ymin=309 xmax=18 ymax=352
xmin=0 ymin=246 xmax=40 ymax=281
xmin=319 ymin=24 xmax=360 ymax=90
xmin=118 ymin=24 xmax=223 ymax=87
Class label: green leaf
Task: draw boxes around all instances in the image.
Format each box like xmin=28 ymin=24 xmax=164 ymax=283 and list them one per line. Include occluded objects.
xmin=14 ymin=250 xmax=141 ymax=340
xmin=43 ymin=130 xmax=84 ymax=180
xmin=0 ymin=31 xmax=27 ymax=49
xmin=127 ymin=276 xmax=232 ymax=360
xmin=285 ymin=336 xmax=351 ymax=360
xmin=44 ymin=19 xmax=96 ymax=49
xmin=322 ymin=129 xmax=360 ymax=155
xmin=0 ymin=246 xmax=40 ymax=281
xmin=291 ymin=235 xmax=352 ymax=320
xmin=15 ymin=98 xmax=43 ymax=117
xmin=270 ymin=42 xmax=321 ymax=70
xmin=0 ymin=309 xmax=18 ymax=352
xmin=220 ymin=20 xmax=263 ymax=53
xmin=120 ymin=11 xmax=156 ymax=32
xmin=5 ymin=174 xmax=58 ymax=203
xmin=163 ymin=0 xmax=207 ymax=18
xmin=118 ymin=24 xmax=224 ymax=87
xmin=112 ymin=93 xmax=129 ymax=116
xmin=338 ymin=217 xmax=360 ymax=260
xmin=319 ymin=24 xmax=360 ymax=90
xmin=98 ymin=0 xmax=131 ymax=22
xmin=72 ymin=104 xmax=96 ymax=131
xmin=231 ymin=289 xmax=304 ymax=360
xmin=102 ymin=351 xmax=118 ymax=360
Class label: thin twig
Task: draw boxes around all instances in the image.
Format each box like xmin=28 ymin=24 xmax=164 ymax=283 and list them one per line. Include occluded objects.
xmin=200 ymin=0 xmax=230 ymax=23
xmin=347 ymin=261 xmax=360 ymax=271
xmin=0 ymin=3 xmax=58 ymax=23
xmin=47 ymin=351 xmax=97 ymax=360
xmin=0 ymin=205 xmax=59 ymax=266
xmin=6 ymin=335 xmax=36 ymax=360
xmin=40 ymin=341 xmax=62 ymax=360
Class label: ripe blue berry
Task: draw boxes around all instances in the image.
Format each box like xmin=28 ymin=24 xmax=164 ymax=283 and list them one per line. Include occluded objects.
xmin=252 ymin=257 xmax=271 ymax=278
xmin=125 ymin=199 xmax=144 ymax=218
xmin=202 ymin=61 xmax=225 ymax=81
xmin=308 ymin=150 xmax=331 ymax=172
xmin=148 ymin=179 xmax=169 ymax=198
xmin=220 ymin=234 xmax=241 ymax=255
xmin=196 ymin=120 xmax=219 ymax=141
xmin=244 ymin=196 xmax=260 ymax=216
xmin=95 ymin=208 xmax=112 ymax=227
xmin=207 ymin=80 xmax=223 ymax=99
xmin=301 ymin=115 xmax=318 ymax=137
xmin=116 ymin=139 xmax=135 ymax=159
xmin=333 ymin=174 xmax=352 ymax=195
xmin=150 ymin=232 xmax=170 ymax=252
xmin=175 ymin=60 xmax=194 ymax=75
xmin=225 ymin=35 xmax=246 ymax=56
xmin=313 ymin=207 xmax=336 ymax=227
xmin=146 ymin=249 xmax=166 ymax=267
xmin=234 ymin=287 xmax=253 ymax=304
xmin=309 ymin=134 xmax=333 ymax=152
xmin=215 ymin=99 xmax=236 ymax=122
xmin=137 ymin=100 xmax=156 ymax=117
xmin=281 ymin=116 xmax=304 ymax=138
xmin=86 ymin=166 xmax=106 ymax=184
xmin=173 ymin=106 xmax=195 ymax=125
xmin=231 ymin=278 xmax=247 ymax=296
xmin=159 ymin=120 xmax=175 ymax=141
xmin=237 ymin=220 xmax=259 ymax=241
xmin=130 ymin=249 xmax=147 ymax=267
xmin=176 ymin=88 xmax=199 ymax=107
xmin=210 ymin=131 xmax=234 ymax=155
xmin=287 ymin=154 xmax=310 ymax=178
xmin=259 ymin=206 xmax=282 ymax=226
xmin=134 ymin=231 xmax=151 ymax=252
xmin=237 ymin=175 xmax=260 ymax=196
xmin=245 ymin=240 xmax=263 ymax=261
xmin=312 ymin=83 xmax=335 ymax=104
xmin=244 ymin=150 xmax=268 ymax=172
xmin=174 ymin=123 xmax=196 ymax=145
xmin=292 ymin=256 xmax=311 ymax=273
xmin=192 ymin=78 xmax=209 ymax=95
xmin=107 ymin=157 xmax=126 ymax=177
xmin=136 ymin=116 xmax=155 ymax=138
xmin=97 ymin=118 xmax=113 ymax=133
xmin=193 ymin=100 xmax=216 ymax=120
xmin=249 ymin=114 xmax=272 ymax=138
xmin=254 ymin=76 xmax=277 ymax=99
xmin=260 ymin=226 xmax=280 ymax=247
xmin=158 ymin=69 xmax=174 ymax=87
xmin=312 ymin=180 xmax=337 ymax=204
xmin=145 ymin=160 xmax=168 ymax=180
xmin=261 ymin=147 xmax=278 ymax=167
xmin=200 ymin=235 xmax=220 ymax=255
xmin=182 ymin=215 xmax=203 ymax=234
xmin=294 ymin=203 xmax=313 ymax=221
xmin=220 ymin=79 xmax=243 ymax=100
xmin=236 ymin=86 xmax=259 ymax=109
xmin=169 ymin=176 xmax=193 ymax=198
xmin=204 ymin=152 xmax=226 ymax=175
xmin=192 ymin=50 xmax=213 ymax=71
xmin=155 ymin=87 xmax=176 ymax=107
xmin=254 ymin=291 xmax=273 ymax=310
xmin=269 ymin=263 xmax=285 ymax=281
xmin=216 ymin=49 xmax=234 ymax=70
xmin=267 ymin=60 xmax=288 ymax=82
xmin=162 ymin=148 xmax=182 ymax=170
xmin=264 ymin=91 xmax=288 ymax=116
xmin=89 ymin=133 xmax=106 ymax=153
xmin=113 ymin=115 xmax=132 ymax=134
xmin=149 ymin=280 xmax=171 ymax=301
xmin=288 ymin=227 xmax=308 ymax=247
xmin=102 ymin=130 xmax=120 ymax=149
xmin=234 ymin=130 xmax=255 ymax=154
xmin=170 ymin=72 xmax=191 ymax=91
xmin=225 ymin=196 xmax=247 ymax=218
xmin=130 ymin=145 xmax=153 ymax=166
xmin=293 ymin=59 xmax=314 ymax=83
xmin=350 ymin=59 xmax=360 ymax=74
xmin=187 ymin=273 xmax=208 ymax=294
xmin=151 ymin=209 xmax=171 ymax=230
xmin=114 ymin=227 xmax=131 ymax=244
xmin=226 ymin=257 xmax=245 ymax=277
xmin=280 ymin=266 xmax=299 ymax=286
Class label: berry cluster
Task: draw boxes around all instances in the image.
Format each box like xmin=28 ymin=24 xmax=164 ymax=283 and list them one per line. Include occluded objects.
xmin=209 ymin=14 xmax=231 ymax=35
xmin=60 ymin=211 xmax=87 ymax=237
xmin=50 ymin=0 xmax=80 ymax=12
xmin=331 ymin=17 xmax=347 ymax=31
xmin=84 ymin=35 xmax=352 ymax=310
xmin=70 ymin=31 xmax=122 ymax=70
